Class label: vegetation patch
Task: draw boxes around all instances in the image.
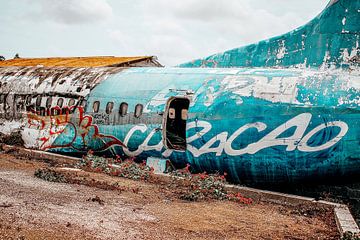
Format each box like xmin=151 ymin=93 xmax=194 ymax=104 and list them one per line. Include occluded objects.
xmin=0 ymin=131 xmax=24 ymax=146
xmin=342 ymin=232 xmax=360 ymax=240
xmin=36 ymin=152 xmax=253 ymax=205
xmin=77 ymin=151 xmax=152 ymax=181
xmin=171 ymin=164 xmax=253 ymax=204
xmin=34 ymin=168 xmax=67 ymax=183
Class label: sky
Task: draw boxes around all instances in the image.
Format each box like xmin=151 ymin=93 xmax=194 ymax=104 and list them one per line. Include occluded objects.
xmin=0 ymin=0 xmax=329 ymax=66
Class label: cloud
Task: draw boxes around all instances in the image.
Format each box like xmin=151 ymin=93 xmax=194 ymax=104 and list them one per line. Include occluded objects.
xmin=2 ymin=0 xmax=327 ymax=66
xmin=34 ymin=0 xmax=113 ymax=25
xmin=107 ymin=0 xmax=314 ymax=65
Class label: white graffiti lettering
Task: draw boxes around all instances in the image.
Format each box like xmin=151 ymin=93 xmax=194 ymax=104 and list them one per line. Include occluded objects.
xmin=224 ymin=122 xmax=267 ymax=156
xmin=123 ymin=124 xmax=147 ymax=156
xmin=244 ymin=113 xmax=311 ymax=154
xmin=122 ymin=113 xmax=349 ymax=158
xmin=297 ymin=121 xmax=348 ymax=152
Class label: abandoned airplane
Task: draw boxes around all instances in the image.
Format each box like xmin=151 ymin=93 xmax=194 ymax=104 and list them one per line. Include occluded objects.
xmin=0 ymin=0 xmax=359 ymax=185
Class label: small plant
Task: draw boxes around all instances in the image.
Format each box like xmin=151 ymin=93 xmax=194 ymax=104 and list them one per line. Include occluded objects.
xmin=171 ymin=164 xmax=192 ymax=178
xmin=78 ymin=151 xmax=153 ymax=181
xmin=0 ymin=131 xmax=24 ymax=146
xmin=342 ymin=232 xmax=360 ymax=240
xmin=172 ymin=166 xmax=252 ymax=204
xmin=34 ymin=168 xmax=67 ymax=183
xmin=226 ymin=192 xmax=253 ymax=205
xmin=78 ymin=152 xmax=252 ymax=205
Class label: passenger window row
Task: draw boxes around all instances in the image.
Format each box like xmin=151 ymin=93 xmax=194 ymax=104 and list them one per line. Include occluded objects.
xmin=0 ymin=94 xmax=87 ymax=117
xmin=27 ymin=96 xmax=86 ymax=116
xmin=92 ymin=101 xmax=143 ymax=118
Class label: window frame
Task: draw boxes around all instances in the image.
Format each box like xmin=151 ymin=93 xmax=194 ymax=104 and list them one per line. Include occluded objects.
xmin=134 ymin=104 xmax=143 ymax=118
xmin=168 ymin=108 xmax=176 ymax=119
xmin=93 ymin=101 xmax=100 ymax=113
xmin=57 ymin=98 xmax=64 ymax=108
xmin=119 ymin=102 xmax=128 ymax=117
xmin=106 ymin=102 xmax=114 ymax=114
xmin=68 ymin=99 xmax=75 ymax=107
xmin=46 ymin=97 xmax=52 ymax=108
xmin=0 ymin=94 xmax=5 ymax=104
xmin=36 ymin=95 xmax=42 ymax=107
xmin=25 ymin=95 xmax=32 ymax=105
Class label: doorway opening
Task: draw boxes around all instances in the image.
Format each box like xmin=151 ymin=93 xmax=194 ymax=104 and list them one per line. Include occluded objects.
xmin=164 ymin=97 xmax=190 ymax=151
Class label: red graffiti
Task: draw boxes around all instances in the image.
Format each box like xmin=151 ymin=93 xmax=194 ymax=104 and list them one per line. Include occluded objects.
xmin=26 ymin=106 xmax=126 ymax=152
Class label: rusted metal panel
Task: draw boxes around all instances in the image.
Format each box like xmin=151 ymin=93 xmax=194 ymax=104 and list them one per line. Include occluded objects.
xmin=0 ymin=56 xmax=162 ymax=68
xmin=0 ymin=66 xmax=123 ymax=96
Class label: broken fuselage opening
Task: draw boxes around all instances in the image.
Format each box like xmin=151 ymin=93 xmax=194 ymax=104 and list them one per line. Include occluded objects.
xmin=164 ymin=97 xmax=190 ymax=151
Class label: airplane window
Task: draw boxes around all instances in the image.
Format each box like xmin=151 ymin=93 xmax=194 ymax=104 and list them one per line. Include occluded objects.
xmin=68 ymin=99 xmax=75 ymax=106
xmin=62 ymin=107 xmax=70 ymax=115
xmin=57 ymin=98 xmax=64 ymax=108
xmin=79 ymin=99 xmax=87 ymax=108
xmin=50 ymin=107 xmax=56 ymax=116
xmin=46 ymin=97 xmax=52 ymax=108
xmin=134 ymin=104 xmax=143 ymax=118
xmin=39 ymin=108 xmax=46 ymax=116
xmin=169 ymin=108 xmax=175 ymax=119
xmin=181 ymin=109 xmax=188 ymax=120
xmin=36 ymin=96 xmax=42 ymax=106
xmin=106 ymin=102 xmax=114 ymax=114
xmin=119 ymin=102 xmax=128 ymax=116
xmin=14 ymin=95 xmax=25 ymax=112
xmin=25 ymin=96 xmax=32 ymax=105
xmin=93 ymin=101 xmax=100 ymax=113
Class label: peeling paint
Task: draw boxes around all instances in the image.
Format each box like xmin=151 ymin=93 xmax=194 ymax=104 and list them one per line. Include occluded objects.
xmin=179 ymin=0 xmax=360 ymax=69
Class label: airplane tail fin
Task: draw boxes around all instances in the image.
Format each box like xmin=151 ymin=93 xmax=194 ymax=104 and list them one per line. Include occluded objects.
xmin=179 ymin=0 xmax=360 ymax=69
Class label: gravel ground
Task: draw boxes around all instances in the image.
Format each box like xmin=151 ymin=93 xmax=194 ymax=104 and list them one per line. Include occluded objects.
xmin=0 ymin=153 xmax=339 ymax=240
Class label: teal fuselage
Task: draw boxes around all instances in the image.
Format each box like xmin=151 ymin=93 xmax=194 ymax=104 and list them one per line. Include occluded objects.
xmin=49 ymin=67 xmax=360 ymax=184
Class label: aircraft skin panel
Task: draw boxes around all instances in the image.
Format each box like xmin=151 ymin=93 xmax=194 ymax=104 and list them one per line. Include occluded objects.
xmin=179 ymin=0 xmax=360 ymax=69
xmin=44 ymin=67 xmax=360 ymax=184
xmin=0 ymin=66 xmax=125 ymax=150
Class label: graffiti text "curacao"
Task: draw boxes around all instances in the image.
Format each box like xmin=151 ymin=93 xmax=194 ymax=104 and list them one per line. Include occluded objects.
xmin=123 ymin=113 xmax=348 ymax=158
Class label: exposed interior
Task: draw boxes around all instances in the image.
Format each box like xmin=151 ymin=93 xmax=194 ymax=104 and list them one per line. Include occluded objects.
xmin=164 ymin=97 xmax=190 ymax=151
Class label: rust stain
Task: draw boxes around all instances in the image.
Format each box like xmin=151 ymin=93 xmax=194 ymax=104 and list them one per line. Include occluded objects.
xmin=0 ymin=56 xmax=154 ymax=68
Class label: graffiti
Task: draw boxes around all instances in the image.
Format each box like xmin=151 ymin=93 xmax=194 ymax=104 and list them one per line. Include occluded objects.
xmin=26 ymin=106 xmax=126 ymax=151
xmin=92 ymin=112 xmax=110 ymax=125
xmin=122 ymin=113 xmax=349 ymax=158
xmin=189 ymin=113 xmax=348 ymax=157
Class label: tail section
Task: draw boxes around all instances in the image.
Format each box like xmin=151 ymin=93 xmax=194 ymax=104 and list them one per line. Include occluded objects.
xmin=179 ymin=0 xmax=359 ymax=69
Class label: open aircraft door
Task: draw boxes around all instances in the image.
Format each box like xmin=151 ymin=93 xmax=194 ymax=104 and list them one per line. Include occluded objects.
xmin=163 ymin=97 xmax=190 ymax=151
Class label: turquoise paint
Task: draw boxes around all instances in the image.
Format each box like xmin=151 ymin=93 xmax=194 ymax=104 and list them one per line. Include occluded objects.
xmin=47 ymin=0 xmax=360 ymax=185
xmin=179 ymin=0 xmax=360 ymax=69
xmin=50 ymin=67 xmax=360 ymax=184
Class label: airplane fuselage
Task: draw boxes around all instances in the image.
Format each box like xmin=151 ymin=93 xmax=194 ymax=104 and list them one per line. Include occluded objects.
xmin=22 ymin=67 xmax=357 ymax=184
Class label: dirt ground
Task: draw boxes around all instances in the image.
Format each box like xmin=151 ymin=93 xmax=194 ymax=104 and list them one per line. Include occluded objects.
xmin=0 ymin=153 xmax=339 ymax=240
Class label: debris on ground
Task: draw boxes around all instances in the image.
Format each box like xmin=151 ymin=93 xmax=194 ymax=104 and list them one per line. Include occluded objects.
xmin=87 ymin=196 xmax=105 ymax=205
xmin=170 ymin=166 xmax=252 ymax=204
xmin=0 ymin=153 xmax=340 ymax=239
xmin=78 ymin=152 xmax=152 ymax=181
xmin=342 ymin=231 xmax=360 ymax=240
xmin=34 ymin=168 xmax=67 ymax=183
xmin=75 ymin=153 xmax=253 ymax=204
xmin=0 ymin=131 xmax=24 ymax=146
xmin=0 ymin=203 xmax=13 ymax=208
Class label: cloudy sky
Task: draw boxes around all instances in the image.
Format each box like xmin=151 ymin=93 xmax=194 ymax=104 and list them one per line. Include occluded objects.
xmin=0 ymin=0 xmax=328 ymax=66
